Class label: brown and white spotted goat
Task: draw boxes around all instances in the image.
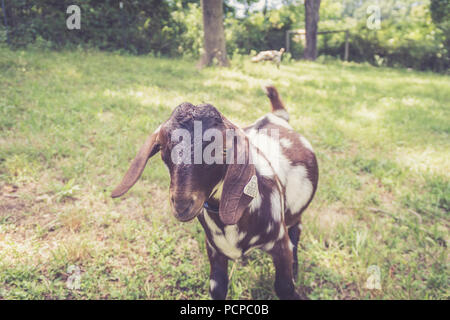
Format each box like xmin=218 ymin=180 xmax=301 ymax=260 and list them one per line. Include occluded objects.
xmin=111 ymin=86 xmax=318 ymax=300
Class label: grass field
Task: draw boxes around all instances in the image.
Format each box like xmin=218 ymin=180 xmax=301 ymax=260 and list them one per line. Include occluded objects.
xmin=0 ymin=47 xmax=448 ymax=300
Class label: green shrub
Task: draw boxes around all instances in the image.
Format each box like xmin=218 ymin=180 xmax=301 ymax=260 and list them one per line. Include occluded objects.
xmin=0 ymin=0 xmax=448 ymax=72
xmin=318 ymin=1 xmax=449 ymax=72
xmin=1 ymin=0 xmax=177 ymax=55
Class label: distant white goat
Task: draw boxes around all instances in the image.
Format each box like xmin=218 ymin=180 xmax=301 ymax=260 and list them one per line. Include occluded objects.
xmin=251 ymin=48 xmax=285 ymax=68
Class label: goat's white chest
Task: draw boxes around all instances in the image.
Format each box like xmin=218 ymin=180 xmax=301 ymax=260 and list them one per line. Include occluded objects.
xmin=203 ymin=211 xmax=246 ymax=260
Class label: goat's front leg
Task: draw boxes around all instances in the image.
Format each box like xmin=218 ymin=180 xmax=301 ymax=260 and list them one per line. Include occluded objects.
xmin=206 ymin=240 xmax=229 ymax=300
xmin=269 ymin=234 xmax=301 ymax=300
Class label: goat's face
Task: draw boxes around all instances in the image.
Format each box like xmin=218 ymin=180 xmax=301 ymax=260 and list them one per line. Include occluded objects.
xmin=158 ymin=103 xmax=226 ymax=221
xmin=111 ymin=102 xmax=256 ymax=225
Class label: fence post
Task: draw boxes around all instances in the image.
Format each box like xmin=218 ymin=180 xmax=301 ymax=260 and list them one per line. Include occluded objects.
xmin=119 ymin=1 xmax=126 ymax=50
xmin=344 ymin=30 xmax=349 ymax=61
xmin=286 ymin=30 xmax=290 ymax=53
xmin=1 ymin=0 xmax=9 ymax=44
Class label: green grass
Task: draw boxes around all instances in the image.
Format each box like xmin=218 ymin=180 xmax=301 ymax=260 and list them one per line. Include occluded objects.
xmin=0 ymin=47 xmax=448 ymax=300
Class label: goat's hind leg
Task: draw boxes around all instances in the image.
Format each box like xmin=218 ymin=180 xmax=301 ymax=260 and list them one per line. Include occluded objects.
xmin=288 ymin=222 xmax=301 ymax=281
xmin=206 ymin=240 xmax=229 ymax=300
xmin=269 ymin=234 xmax=301 ymax=300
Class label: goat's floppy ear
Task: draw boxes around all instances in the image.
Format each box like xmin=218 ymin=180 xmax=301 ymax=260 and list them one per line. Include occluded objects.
xmin=219 ymin=128 xmax=258 ymax=225
xmin=111 ymin=128 xmax=161 ymax=198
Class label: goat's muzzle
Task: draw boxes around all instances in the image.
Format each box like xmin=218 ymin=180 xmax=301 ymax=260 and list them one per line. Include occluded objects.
xmin=170 ymin=194 xmax=204 ymax=222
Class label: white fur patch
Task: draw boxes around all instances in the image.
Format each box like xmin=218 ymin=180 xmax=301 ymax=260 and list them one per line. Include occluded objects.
xmin=285 ymin=165 xmax=314 ymax=214
xmin=263 ymin=241 xmax=275 ymax=251
xmin=249 ymin=191 xmax=262 ymax=213
xmin=300 ymin=136 xmax=314 ymax=152
xmin=206 ymin=239 xmax=217 ymax=257
xmin=238 ymin=230 xmax=247 ymax=241
xmin=243 ymin=235 xmax=263 ymax=256
xmin=288 ymin=240 xmax=294 ymax=251
xmin=249 ymin=235 xmax=260 ymax=245
xmin=266 ymin=113 xmax=292 ymax=130
xmin=210 ymin=279 xmax=218 ymax=292
xmin=278 ymin=227 xmax=285 ymax=240
xmin=270 ymin=190 xmax=282 ymax=222
xmin=210 ymin=180 xmax=224 ymax=200
xmin=273 ymin=109 xmax=290 ymax=122
xmin=280 ymin=138 xmax=292 ymax=149
xmin=247 ymin=130 xmax=291 ymax=185
xmin=204 ymin=211 xmax=222 ymax=235
xmin=248 ymin=136 xmax=274 ymax=177
xmin=204 ymin=212 xmax=242 ymax=260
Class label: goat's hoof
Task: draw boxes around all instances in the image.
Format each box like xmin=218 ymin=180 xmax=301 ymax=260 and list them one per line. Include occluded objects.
xmin=288 ymin=289 xmax=310 ymax=300
xmin=291 ymin=293 xmax=302 ymax=300
xmin=279 ymin=290 xmax=303 ymax=300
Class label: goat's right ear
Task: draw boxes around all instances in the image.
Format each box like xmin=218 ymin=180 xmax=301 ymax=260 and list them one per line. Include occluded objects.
xmin=219 ymin=127 xmax=257 ymax=225
xmin=111 ymin=127 xmax=161 ymax=198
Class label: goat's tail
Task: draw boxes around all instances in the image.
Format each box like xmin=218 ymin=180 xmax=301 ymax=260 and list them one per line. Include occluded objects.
xmin=263 ymin=85 xmax=289 ymax=122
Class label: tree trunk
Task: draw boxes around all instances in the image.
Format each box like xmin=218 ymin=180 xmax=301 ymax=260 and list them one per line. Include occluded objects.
xmin=198 ymin=0 xmax=229 ymax=68
xmin=263 ymin=0 xmax=268 ymax=16
xmin=303 ymin=0 xmax=321 ymax=61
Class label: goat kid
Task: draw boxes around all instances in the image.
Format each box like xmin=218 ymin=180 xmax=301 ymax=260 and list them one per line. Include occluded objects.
xmin=111 ymin=86 xmax=318 ymax=300
xmin=251 ymin=48 xmax=285 ymax=68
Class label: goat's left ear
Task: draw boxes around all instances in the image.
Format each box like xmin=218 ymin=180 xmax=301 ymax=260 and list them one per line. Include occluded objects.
xmin=219 ymin=128 xmax=258 ymax=225
xmin=111 ymin=126 xmax=162 ymax=198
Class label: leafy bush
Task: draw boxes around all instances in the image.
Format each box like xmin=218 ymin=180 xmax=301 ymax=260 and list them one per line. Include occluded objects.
xmin=317 ymin=1 xmax=449 ymax=72
xmin=226 ymin=5 xmax=304 ymax=58
xmin=0 ymin=0 xmax=448 ymax=72
xmin=1 ymin=0 xmax=177 ymax=55
xmin=171 ymin=2 xmax=203 ymax=57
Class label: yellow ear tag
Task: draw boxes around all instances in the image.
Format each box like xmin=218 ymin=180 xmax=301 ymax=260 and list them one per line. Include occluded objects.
xmin=243 ymin=175 xmax=258 ymax=198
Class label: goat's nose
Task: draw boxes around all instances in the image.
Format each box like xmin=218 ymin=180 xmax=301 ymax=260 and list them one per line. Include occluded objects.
xmin=172 ymin=198 xmax=193 ymax=214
